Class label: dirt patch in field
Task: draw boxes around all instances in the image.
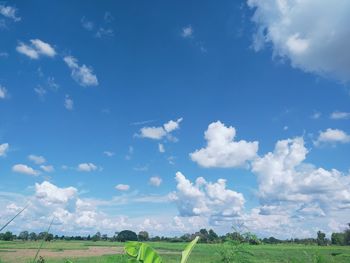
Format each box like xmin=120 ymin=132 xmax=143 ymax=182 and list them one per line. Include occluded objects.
xmin=0 ymin=246 xmax=124 ymax=262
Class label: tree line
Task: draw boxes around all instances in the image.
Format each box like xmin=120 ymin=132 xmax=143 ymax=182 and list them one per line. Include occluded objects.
xmin=1 ymin=224 xmax=350 ymax=246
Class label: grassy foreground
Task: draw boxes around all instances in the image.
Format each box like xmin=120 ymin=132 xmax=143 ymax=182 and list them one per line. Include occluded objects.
xmin=0 ymin=240 xmax=350 ymax=262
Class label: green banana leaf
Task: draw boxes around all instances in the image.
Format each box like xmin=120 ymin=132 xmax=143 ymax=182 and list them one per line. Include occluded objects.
xmin=125 ymin=241 xmax=163 ymax=263
xmin=180 ymin=236 xmax=199 ymax=263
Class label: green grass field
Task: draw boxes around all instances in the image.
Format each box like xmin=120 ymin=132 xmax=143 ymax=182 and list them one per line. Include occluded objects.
xmin=0 ymin=240 xmax=350 ymax=262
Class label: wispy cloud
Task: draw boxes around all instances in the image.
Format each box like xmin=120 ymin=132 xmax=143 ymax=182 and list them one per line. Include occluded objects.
xmin=0 ymin=85 xmax=8 ymax=99
xmin=330 ymin=111 xmax=350 ymax=120
xmin=0 ymin=143 xmax=9 ymax=157
xmin=64 ymin=56 xmax=98 ymax=87
xmin=0 ymin=4 xmax=21 ymax=22
xmin=64 ymin=95 xmax=74 ymax=110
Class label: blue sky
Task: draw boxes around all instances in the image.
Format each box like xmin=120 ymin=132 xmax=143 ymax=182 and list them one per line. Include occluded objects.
xmin=1 ymin=0 xmax=350 ymax=238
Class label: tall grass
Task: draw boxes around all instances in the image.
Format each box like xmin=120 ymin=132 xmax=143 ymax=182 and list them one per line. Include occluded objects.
xmin=32 ymin=217 xmax=55 ymax=263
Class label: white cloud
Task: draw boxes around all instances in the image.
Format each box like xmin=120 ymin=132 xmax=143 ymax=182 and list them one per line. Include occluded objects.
xmin=311 ymin=111 xmax=321 ymax=120
xmin=315 ymin=128 xmax=350 ymax=145
xmin=164 ymin=118 xmax=183 ymax=133
xmin=0 ymin=85 xmax=8 ymax=99
xmin=103 ymin=151 xmax=115 ymax=157
xmin=0 ymin=4 xmax=21 ymax=21
xmin=149 ymin=176 xmax=162 ymax=187
xmin=330 ymin=111 xmax=350 ymax=120
xmin=16 ymin=39 xmax=56 ymax=59
xmin=115 ymin=184 xmax=130 ymax=191
xmin=95 ymin=27 xmax=114 ymax=38
xmin=139 ymin=127 xmax=166 ymax=140
xmin=0 ymin=143 xmax=9 ymax=156
xmin=181 ymin=25 xmax=193 ymax=38
xmin=81 ymin=17 xmax=94 ymax=31
xmin=77 ymin=163 xmax=98 ymax=172
xmin=63 ymin=56 xmax=98 ymax=87
xmin=190 ymin=121 xmax=259 ymax=168
xmin=138 ymin=118 xmax=183 ymax=140
xmin=30 ymin=39 xmax=56 ymax=57
xmin=170 ymin=172 xmax=245 ymax=223
xmin=35 ymin=181 xmax=77 ymax=205
xmin=248 ymin=0 xmax=350 ymax=82
xmin=40 ymin=165 xmax=54 ymax=173
xmin=64 ymin=94 xmax=74 ymax=110
xmin=125 ymin=146 xmax=134 ymax=160
xmin=28 ymin=154 xmax=46 ymax=165
xmin=34 ymin=86 xmax=47 ymax=98
xmin=12 ymin=164 xmax=39 ymax=176
xmin=251 ymin=137 xmax=350 ymax=217
xmin=158 ymin=143 xmax=165 ymax=153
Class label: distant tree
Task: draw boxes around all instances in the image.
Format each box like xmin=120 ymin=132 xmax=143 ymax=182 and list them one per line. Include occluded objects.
xmin=2 ymin=231 xmax=14 ymax=241
xmin=18 ymin=231 xmax=29 ymax=241
xmin=101 ymin=234 xmax=108 ymax=241
xmin=208 ymin=229 xmax=219 ymax=243
xmin=331 ymin=232 xmax=345 ymax=245
xmin=87 ymin=235 xmax=91 ymax=241
xmin=92 ymin=232 xmax=101 ymax=242
xmin=45 ymin=233 xmax=54 ymax=241
xmin=317 ymin=231 xmax=326 ymax=246
xmin=180 ymin=234 xmax=191 ymax=242
xmin=138 ymin=231 xmax=149 ymax=242
xmin=198 ymin=229 xmax=209 ymax=243
xmin=37 ymin=232 xmax=46 ymax=240
xmin=29 ymin=232 xmax=37 ymax=241
xmin=343 ymin=223 xmax=350 ymax=245
xmin=117 ymin=230 xmax=138 ymax=242
xmin=152 ymin=236 xmax=161 ymax=241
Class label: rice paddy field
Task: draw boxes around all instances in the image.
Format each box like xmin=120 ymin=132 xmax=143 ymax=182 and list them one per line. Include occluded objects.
xmin=0 ymin=241 xmax=350 ymax=263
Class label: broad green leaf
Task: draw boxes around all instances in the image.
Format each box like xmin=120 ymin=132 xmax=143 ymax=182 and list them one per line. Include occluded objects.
xmin=125 ymin=241 xmax=141 ymax=257
xmin=180 ymin=236 xmax=199 ymax=263
xmin=125 ymin=242 xmax=163 ymax=263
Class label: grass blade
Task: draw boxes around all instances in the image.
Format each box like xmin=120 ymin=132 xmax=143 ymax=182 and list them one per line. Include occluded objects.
xmin=0 ymin=204 xmax=28 ymax=232
xmin=32 ymin=216 xmax=55 ymax=263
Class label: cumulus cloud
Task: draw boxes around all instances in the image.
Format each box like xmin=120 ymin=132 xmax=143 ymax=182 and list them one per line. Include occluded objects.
xmin=64 ymin=94 xmax=74 ymax=110
xmin=35 ymin=181 xmax=77 ymax=205
xmin=0 ymin=143 xmax=9 ymax=156
xmin=16 ymin=39 xmax=56 ymax=59
xmin=0 ymin=4 xmax=21 ymax=21
xmin=330 ymin=111 xmax=350 ymax=120
xmin=115 ymin=184 xmax=130 ymax=191
xmin=170 ymin=172 xmax=245 ymax=223
xmin=77 ymin=163 xmax=98 ymax=172
xmin=12 ymin=164 xmax=40 ymax=176
xmin=251 ymin=137 xmax=350 ymax=217
xmin=0 ymin=85 xmax=8 ymax=99
xmin=28 ymin=154 xmax=46 ymax=165
xmin=63 ymin=56 xmax=98 ymax=87
xmin=315 ymin=128 xmax=350 ymax=146
xmin=149 ymin=176 xmax=162 ymax=187
xmin=190 ymin=121 xmax=258 ymax=168
xmin=138 ymin=118 xmax=183 ymax=140
xmin=247 ymin=0 xmax=350 ymax=82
